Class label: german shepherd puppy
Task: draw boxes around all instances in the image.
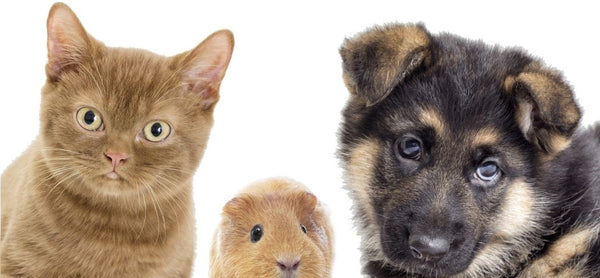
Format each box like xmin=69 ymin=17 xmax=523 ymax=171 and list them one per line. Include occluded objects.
xmin=338 ymin=23 xmax=599 ymax=277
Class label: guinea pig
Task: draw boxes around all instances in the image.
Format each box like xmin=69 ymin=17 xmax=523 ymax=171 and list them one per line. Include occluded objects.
xmin=210 ymin=177 xmax=334 ymax=278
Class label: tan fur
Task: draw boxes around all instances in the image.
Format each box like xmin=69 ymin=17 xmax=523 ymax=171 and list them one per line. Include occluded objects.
xmin=346 ymin=139 xmax=379 ymax=229
xmin=460 ymin=179 xmax=550 ymax=278
xmin=210 ymin=178 xmax=334 ymax=278
xmin=343 ymin=139 xmax=387 ymax=263
xmin=507 ymin=63 xmax=581 ymax=156
xmin=420 ymin=108 xmax=447 ymax=137
xmin=1 ymin=3 xmax=233 ymax=277
xmin=519 ymin=228 xmax=594 ymax=277
xmin=471 ymin=127 xmax=500 ymax=147
xmin=339 ymin=23 xmax=431 ymax=106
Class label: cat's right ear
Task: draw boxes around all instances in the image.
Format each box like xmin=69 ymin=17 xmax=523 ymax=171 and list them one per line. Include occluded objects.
xmin=179 ymin=30 xmax=234 ymax=111
xmin=46 ymin=3 xmax=94 ymax=81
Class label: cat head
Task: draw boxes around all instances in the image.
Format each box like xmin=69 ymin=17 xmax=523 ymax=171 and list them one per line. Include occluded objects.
xmin=39 ymin=3 xmax=234 ymax=197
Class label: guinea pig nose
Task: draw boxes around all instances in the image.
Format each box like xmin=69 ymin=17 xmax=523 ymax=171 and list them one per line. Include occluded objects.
xmin=408 ymin=234 xmax=450 ymax=262
xmin=277 ymin=258 xmax=300 ymax=271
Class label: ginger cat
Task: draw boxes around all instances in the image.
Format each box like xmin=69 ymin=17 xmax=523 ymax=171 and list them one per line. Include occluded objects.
xmin=1 ymin=3 xmax=233 ymax=277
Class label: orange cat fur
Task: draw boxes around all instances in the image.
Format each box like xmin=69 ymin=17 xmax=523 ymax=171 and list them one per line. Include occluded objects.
xmin=1 ymin=3 xmax=233 ymax=277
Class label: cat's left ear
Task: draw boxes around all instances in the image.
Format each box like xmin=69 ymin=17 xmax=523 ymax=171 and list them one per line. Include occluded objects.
xmin=179 ymin=30 xmax=234 ymax=111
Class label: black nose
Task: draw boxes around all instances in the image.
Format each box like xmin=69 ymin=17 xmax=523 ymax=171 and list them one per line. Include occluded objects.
xmin=409 ymin=234 xmax=450 ymax=262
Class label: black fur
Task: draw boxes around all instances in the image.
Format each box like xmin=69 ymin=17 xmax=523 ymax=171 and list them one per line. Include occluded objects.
xmin=338 ymin=24 xmax=599 ymax=277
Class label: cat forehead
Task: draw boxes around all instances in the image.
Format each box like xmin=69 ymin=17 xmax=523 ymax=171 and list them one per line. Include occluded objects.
xmin=99 ymin=48 xmax=179 ymax=85
xmin=61 ymin=49 xmax=184 ymax=99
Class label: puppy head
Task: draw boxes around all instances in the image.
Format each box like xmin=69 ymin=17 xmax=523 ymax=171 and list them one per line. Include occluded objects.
xmin=339 ymin=24 xmax=580 ymax=276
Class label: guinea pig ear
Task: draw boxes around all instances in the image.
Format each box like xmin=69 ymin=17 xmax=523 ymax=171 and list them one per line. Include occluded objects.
xmin=222 ymin=195 xmax=251 ymax=218
xmin=339 ymin=23 xmax=432 ymax=107
xmin=505 ymin=63 xmax=581 ymax=155
xmin=296 ymin=192 xmax=318 ymax=215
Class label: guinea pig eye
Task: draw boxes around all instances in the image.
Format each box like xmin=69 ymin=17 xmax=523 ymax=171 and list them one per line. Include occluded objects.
xmin=142 ymin=120 xmax=171 ymax=142
xmin=395 ymin=135 xmax=422 ymax=160
xmin=476 ymin=160 xmax=501 ymax=182
xmin=76 ymin=107 xmax=103 ymax=131
xmin=300 ymin=224 xmax=307 ymax=234
xmin=250 ymin=224 xmax=263 ymax=243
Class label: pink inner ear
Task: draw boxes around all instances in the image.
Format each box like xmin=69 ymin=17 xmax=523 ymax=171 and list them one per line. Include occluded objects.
xmin=47 ymin=26 xmax=68 ymax=78
xmin=45 ymin=4 xmax=89 ymax=80
xmin=184 ymin=65 xmax=224 ymax=110
xmin=181 ymin=30 xmax=234 ymax=110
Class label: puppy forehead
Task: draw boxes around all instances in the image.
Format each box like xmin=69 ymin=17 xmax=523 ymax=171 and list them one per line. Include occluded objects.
xmin=419 ymin=108 xmax=446 ymax=136
xmin=383 ymin=106 xmax=503 ymax=147
xmin=383 ymin=107 xmax=445 ymax=133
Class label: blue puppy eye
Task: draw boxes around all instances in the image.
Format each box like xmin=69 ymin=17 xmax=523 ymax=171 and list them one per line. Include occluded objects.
xmin=476 ymin=161 xmax=500 ymax=181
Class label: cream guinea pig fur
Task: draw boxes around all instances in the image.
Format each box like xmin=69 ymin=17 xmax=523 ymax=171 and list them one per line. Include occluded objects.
xmin=210 ymin=177 xmax=334 ymax=278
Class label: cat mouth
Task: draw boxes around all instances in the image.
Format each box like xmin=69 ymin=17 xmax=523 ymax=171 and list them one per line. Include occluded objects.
xmin=105 ymin=171 xmax=122 ymax=180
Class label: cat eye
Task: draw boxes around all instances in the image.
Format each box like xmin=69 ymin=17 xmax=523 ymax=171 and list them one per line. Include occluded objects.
xmin=76 ymin=107 xmax=103 ymax=131
xmin=143 ymin=121 xmax=171 ymax=142
xmin=475 ymin=160 xmax=501 ymax=182
xmin=300 ymin=224 xmax=307 ymax=234
xmin=250 ymin=224 xmax=263 ymax=243
xmin=395 ymin=135 xmax=423 ymax=160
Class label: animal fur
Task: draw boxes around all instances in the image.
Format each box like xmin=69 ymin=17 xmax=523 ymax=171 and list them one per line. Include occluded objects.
xmin=1 ymin=3 xmax=233 ymax=277
xmin=338 ymin=23 xmax=600 ymax=277
xmin=210 ymin=177 xmax=334 ymax=278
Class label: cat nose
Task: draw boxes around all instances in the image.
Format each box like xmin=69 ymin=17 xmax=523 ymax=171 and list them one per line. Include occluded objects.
xmin=276 ymin=258 xmax=300 ymax=272
xmin=104 ymin=152 xmax=128 ymax=170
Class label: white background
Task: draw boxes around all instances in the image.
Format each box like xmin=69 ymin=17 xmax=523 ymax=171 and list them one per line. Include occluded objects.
xmin=1 ymin=1 xmax=598 ymax=277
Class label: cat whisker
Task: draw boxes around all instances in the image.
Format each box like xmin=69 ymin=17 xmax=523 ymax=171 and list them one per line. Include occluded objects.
xmin=83 ymin=61 xmax=107 ymax=96
xmin=135 ymin=184 xmax=148 ymax=242
xmin=139 ymin=180 xmax=167 ymax=244
xmin=154 ymin=67 xmax=184 ymax=100
xmin=153 ymin=175 xmax=187 ymax=217
xmin=147 ymin=165 xmax=196 ymax=176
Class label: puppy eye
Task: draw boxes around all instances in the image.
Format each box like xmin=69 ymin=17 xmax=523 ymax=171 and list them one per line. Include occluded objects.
xmin=476 ymin=161 xmax=500 ymax=182
xmin=396 ymin=136 xmax=422 ymax=160
xmin=250 ymin=224 xmax=263 ymax=243
xmin=76 ymin=107 xmax=104 ymax=131
xmin=300 ymin=224 xmax=307 ymax=234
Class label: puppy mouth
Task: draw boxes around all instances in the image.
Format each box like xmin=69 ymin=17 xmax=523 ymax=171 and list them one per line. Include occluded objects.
xmin=380 ymin=225 xmax=474 ymax=276
xmin=385 ymin=252 xmax=465 ymax=277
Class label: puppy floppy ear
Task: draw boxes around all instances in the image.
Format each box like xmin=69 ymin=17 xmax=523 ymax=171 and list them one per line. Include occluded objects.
xmin=339 ymin=23 xmax=431 ymax=106
xmin=506 ymin=64 xmax=581 ymax=155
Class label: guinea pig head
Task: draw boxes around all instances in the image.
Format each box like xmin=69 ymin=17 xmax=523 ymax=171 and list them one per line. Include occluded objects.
xmin=219 ymin=191 xmax=329 ymax=278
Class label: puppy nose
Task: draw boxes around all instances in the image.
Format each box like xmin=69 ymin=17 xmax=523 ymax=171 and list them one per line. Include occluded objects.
xmin=409 ymin=234 xmax=450 ymax=262
xmin=104 ymin=152 xmax=128 ymax=170
xmin=277 ymin=258 xmax=300 ymax=272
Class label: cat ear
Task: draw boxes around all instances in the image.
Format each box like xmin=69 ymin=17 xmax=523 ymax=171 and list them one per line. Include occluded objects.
xmin=46 ymin=3 xmax=95 ymax=81
xmin=505 ymin=64 xmax=581 ymax=155
xmin=180 ymin=30 xmax=234 ymax=111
